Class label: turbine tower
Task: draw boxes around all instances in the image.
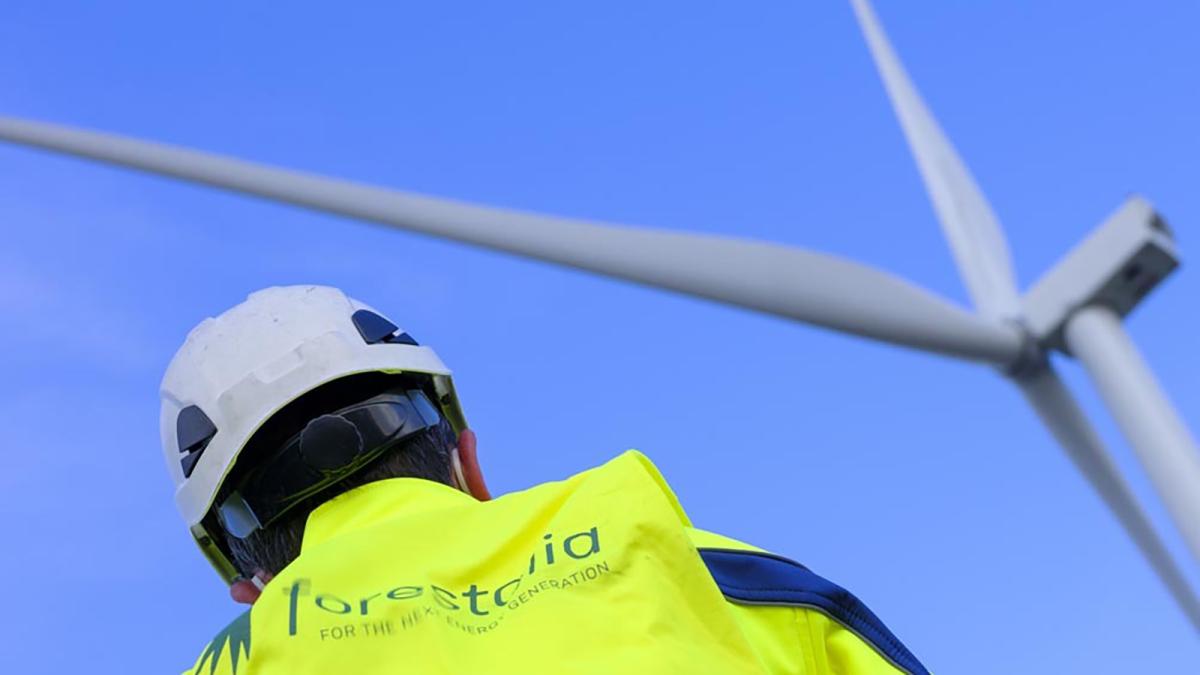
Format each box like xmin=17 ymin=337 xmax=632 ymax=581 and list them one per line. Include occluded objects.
xmin=1 ymin=0 xmax=1197 ymax=630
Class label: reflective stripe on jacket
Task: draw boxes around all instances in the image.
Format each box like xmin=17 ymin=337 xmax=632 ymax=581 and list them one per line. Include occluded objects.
xmin=185 ymin=451 xmax=928 ymax=674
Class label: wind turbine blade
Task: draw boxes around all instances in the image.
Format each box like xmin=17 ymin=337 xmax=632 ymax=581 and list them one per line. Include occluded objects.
xmin=1016 ymin=364 xmax=1200 ymax=632
xmin=851 ymin=0 xmax=1021 ymax=320
xmin=0 ymin=116 xmax=1023 ymax=364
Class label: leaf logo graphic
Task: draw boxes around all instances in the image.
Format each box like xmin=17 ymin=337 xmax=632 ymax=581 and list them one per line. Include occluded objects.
xmin=194 ymin=610 xmax=251 ymax=674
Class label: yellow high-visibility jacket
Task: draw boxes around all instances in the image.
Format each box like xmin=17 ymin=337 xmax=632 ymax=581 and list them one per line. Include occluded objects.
xmin=185 ymin=451 xmax=928 ymax=674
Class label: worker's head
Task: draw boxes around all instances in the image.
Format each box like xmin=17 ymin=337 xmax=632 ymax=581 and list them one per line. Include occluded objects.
xmin=159 ymin=286 xmax=487 ymax=600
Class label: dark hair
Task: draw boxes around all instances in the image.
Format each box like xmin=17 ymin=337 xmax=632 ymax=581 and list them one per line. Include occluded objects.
xmin=219 ymin=373 xmax=457 ymax=578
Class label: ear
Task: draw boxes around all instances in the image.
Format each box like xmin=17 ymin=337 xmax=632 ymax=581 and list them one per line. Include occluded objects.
xmin=230 ymin=579 xmax=260 ymax=604
xmin=229 ymin=571 xmax=273 ymax=605
xmin=453 ymin=428 xmax=491 ymax=501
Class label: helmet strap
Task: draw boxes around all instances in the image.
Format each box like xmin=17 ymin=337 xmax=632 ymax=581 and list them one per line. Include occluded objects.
xmin=450 ymin=447 xmax=469 ymax=494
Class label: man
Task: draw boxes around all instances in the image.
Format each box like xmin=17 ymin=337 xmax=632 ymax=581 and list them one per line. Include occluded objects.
xmin=167 ymin=285 xmax=928 ymax=674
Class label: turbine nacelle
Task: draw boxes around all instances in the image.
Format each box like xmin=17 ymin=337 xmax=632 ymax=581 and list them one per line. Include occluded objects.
xmin=1024 ymin=196 xmax=1179 ymax=354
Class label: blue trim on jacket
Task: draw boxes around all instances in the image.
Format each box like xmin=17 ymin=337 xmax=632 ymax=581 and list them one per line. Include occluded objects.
xmin=698 ymin=548 xmax=929 ymax=675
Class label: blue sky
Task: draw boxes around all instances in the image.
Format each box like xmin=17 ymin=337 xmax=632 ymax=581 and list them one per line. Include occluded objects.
xmin=1 ymin=1 xmax=1197 ymax=672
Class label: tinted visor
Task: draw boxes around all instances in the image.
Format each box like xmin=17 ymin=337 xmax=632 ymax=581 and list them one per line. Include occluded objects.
xmin=217 ymin=388 xmax=442 ymax=538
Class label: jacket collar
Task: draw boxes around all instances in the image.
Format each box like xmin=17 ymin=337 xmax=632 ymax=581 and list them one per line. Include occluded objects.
xmin=301 ymin=476 xmax=474 ymax=552
xmin=299 ymin=450 xmax=690 ymax=553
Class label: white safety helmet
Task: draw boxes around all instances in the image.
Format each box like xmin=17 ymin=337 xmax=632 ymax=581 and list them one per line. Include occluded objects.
xmin=160 ymin=285 xmax=466 ymax=582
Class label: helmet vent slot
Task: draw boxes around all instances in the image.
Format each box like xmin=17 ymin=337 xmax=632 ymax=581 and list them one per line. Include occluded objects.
xmin=177 ymin=405 xmax=217 ymax=478
xmin=352 ymin=309 xmax=419 ymax=346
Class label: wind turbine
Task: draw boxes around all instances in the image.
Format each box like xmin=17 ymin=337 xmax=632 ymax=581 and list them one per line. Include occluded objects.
xmin=1 ymin=0 xmax=1197 ymax=631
